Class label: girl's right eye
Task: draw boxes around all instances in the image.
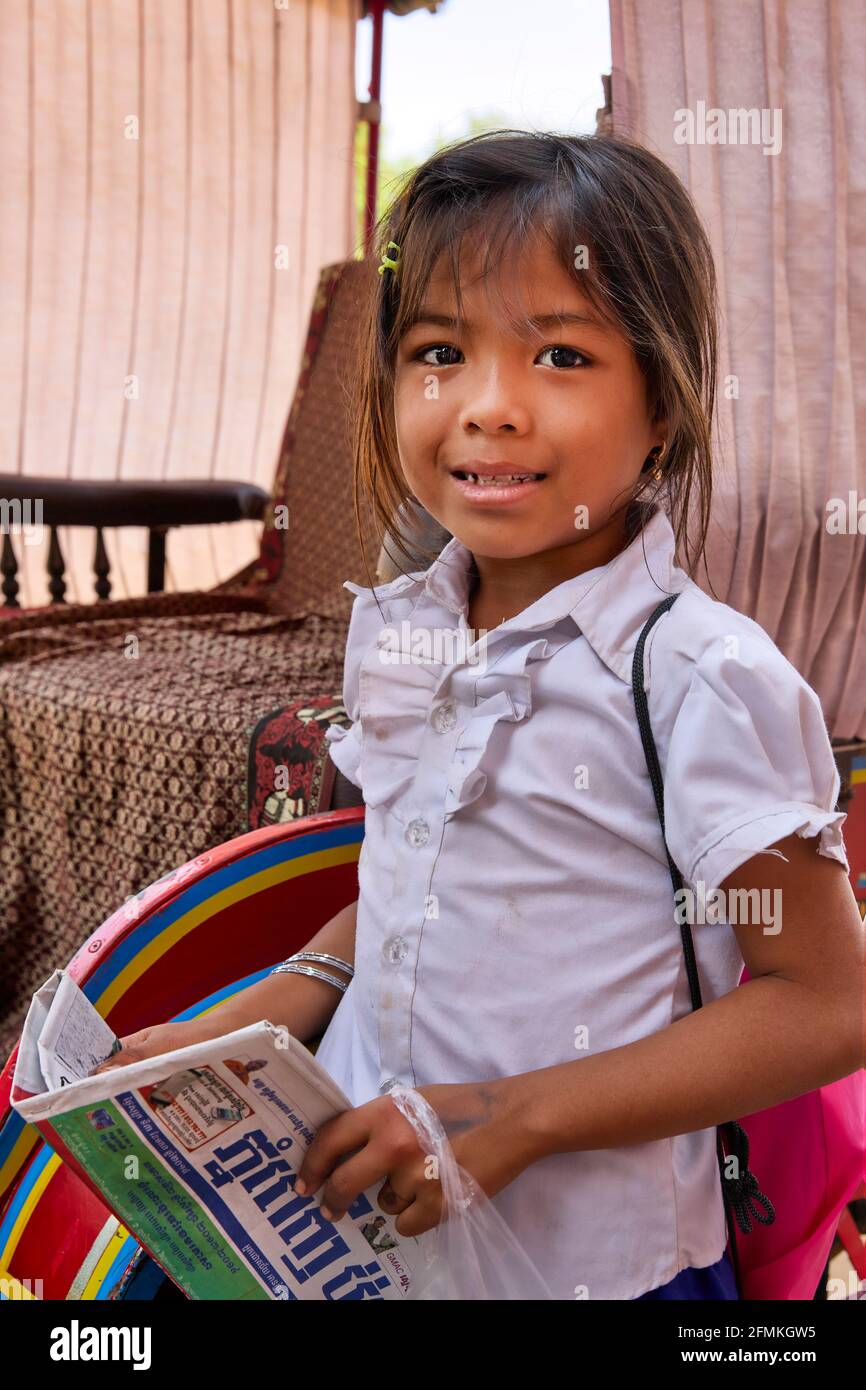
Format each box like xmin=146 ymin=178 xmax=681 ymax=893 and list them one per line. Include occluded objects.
xmin=412 ymin=344 xmax=462 ymax=367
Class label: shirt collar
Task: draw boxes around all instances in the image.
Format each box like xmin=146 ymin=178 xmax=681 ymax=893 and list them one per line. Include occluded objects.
xmin=345 ymin=505 xmax=690 ymax=685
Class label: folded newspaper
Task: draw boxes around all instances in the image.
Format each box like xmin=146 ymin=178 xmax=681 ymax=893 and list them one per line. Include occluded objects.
xmin=11 ymin=970 xmax=425 ymax=1300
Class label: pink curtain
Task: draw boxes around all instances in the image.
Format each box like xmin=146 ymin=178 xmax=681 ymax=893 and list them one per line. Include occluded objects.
xmin=0 ymin=0 xmax=360 ymax=606
xmin=610 ymin=0 xmax=866 ymax=739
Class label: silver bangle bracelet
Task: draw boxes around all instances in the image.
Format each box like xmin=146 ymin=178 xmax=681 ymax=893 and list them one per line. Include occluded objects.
xmin=269 ymin=962 xmax=350 ymax=993
xmin=290 ymin=951 xmax=354 ymax=978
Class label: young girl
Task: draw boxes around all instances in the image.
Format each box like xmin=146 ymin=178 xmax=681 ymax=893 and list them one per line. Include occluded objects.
xmin=95 ymin=131 xmax=863 ymax=1300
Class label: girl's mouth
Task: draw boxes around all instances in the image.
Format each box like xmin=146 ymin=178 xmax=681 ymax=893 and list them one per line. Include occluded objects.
xmin=449 ymin=470 xmax=547 ymax=506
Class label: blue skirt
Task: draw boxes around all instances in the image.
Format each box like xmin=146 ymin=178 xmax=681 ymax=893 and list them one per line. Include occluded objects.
xmin=634 ymin=1249 xmax=739 ymax=1300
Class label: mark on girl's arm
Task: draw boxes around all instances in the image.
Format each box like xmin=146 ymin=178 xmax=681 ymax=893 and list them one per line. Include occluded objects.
xmin=436 ymin=1084 xmax=499 ymax=1137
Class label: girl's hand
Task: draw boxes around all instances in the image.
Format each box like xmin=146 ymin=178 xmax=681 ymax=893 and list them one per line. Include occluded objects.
xmin=294 ymin=1075 xmax=545 ymax=1238
xmin=88 ymin=1019 xmax=216 ymax=1075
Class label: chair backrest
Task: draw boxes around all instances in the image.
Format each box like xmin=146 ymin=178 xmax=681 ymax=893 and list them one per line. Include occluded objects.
xmin=221 ymin=259 xmax=383 ymax=616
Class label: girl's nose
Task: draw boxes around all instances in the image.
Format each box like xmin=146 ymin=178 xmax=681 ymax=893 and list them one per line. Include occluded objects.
xmin=456 ymin=364 xmax=531 ymax=435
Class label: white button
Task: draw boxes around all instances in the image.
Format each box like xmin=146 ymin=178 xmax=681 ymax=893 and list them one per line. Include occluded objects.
xmin=405 ymin=817 xmax=430 ymax=847
xmin=432 ymin=700 xmax=457 ymax=733
xmin=382 ymin=934 xmax=409 ymax=964
xmin=379 ymin=1076 xmax=398 ymax=1094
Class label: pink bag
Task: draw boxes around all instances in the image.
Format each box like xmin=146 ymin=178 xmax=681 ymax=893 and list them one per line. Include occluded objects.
xmin=635 ymin=597 xmax=865 ymax=1300
xmin=733 ymin=980 xmax=864 ymax=1301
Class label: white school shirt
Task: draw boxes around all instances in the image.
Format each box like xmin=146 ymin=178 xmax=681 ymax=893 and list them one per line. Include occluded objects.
xmin=315 ymin=504 xmax=848 ymax=1300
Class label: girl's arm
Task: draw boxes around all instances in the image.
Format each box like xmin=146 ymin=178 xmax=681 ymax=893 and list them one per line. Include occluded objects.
xmin=202 ymin=897 xmax=358 ymax=1045
xmin=91 ymin=898 xmax=358 ymax=1074
xmin=518 ymin=831 xmax=864 ymax=1159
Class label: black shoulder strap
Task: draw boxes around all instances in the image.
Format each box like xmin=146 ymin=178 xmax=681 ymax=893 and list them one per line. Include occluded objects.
xmin=631 ymin=594 xmax=703 ymax=1011
xmin=630 ymin=594 xmax=775 ymax=1269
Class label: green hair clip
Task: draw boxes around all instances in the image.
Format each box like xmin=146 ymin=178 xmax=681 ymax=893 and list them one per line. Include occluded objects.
xmin=378 ymin=240 xmax=401 ymax=276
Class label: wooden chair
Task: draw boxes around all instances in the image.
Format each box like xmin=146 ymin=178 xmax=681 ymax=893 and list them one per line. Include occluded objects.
xmin=0 ymin=475 xmax=269 ymax=609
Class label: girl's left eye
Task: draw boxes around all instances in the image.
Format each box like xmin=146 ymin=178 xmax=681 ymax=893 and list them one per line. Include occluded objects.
xmin=414 ymin=344 xmax=462 ymax=367
xmin=536 ymin=345 xmax=589 ymax=369
xmin=412 ymin=344 xmax=590 ymax=370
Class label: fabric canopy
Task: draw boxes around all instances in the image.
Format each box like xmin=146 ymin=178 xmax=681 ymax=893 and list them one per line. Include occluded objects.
xmin=0 ymin=0 xmax=359 ymax=605
xmin=610 ymin=0 xmax=866 ymax=738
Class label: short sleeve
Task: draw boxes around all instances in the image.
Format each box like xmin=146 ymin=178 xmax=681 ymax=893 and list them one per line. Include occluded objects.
xmin=661 ymin=631 xmax=849 ymax=893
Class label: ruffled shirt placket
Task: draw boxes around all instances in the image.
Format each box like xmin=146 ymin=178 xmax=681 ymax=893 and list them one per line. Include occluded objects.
xmin=368 ymin=597 xmax=577 ymax=1093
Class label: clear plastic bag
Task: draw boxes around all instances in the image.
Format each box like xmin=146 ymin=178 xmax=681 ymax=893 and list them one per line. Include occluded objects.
xmin=388 ymin=1084 xmax=555 ymax=1300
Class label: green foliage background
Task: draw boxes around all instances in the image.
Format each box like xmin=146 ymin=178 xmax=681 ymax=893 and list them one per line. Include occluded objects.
xmin=352 ymin=109 xmax=513 ymax=256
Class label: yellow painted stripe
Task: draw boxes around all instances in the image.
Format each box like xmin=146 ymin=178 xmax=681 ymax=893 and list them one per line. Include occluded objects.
xmin=0 ymin=1150 xmax=62 ymax=1269
xmin=97 ymin=841 xmax=359 ymax=1017
xmin=0 ymin=1124 xmax=40 ymax=1209
xmin=79 ymin=1221 xmax=134 ymax=1301
xmin=68 ymin=1215 xmax=125 ymax=1300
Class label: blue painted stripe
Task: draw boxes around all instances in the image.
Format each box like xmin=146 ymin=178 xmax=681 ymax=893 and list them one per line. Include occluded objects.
xmin=95 ymin=1235 xmax=147 ymax=1301
xmin=172 ymin=968 xmax=272 ymax=1021
xmin=0 ymin=1141 xmax=56 ymax=1248
xmin=0 ymin=1110 xmax=26 ymax=1171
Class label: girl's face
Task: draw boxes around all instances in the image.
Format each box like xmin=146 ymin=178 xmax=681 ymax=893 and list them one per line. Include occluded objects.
xmin=393 ymin=234 xmax=666 ymax=565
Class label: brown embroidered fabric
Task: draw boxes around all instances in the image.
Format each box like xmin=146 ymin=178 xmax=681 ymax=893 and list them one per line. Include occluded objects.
xmin=0 ymin=591 xmax=356 ymax=1058
xmin=0 ymin=258 xmax=384 ymax=1060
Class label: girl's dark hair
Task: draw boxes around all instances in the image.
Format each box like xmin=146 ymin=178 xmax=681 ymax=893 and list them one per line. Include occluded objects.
xmin=351 ymin=129 xmax=719 ymax=587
